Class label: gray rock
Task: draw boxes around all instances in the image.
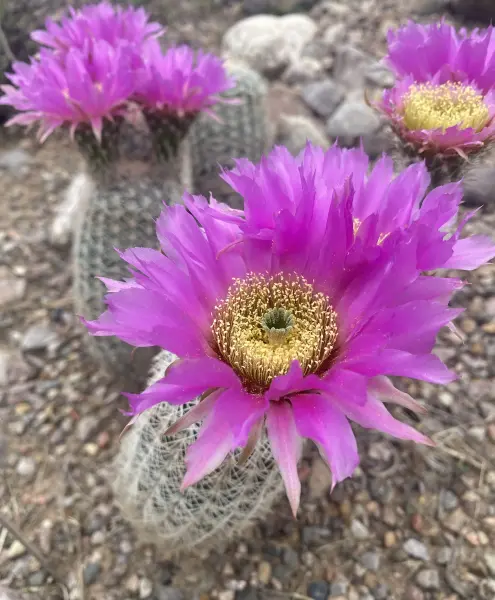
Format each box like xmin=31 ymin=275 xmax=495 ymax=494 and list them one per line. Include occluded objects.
xmin=139 ymin=578 xmax=153 ymax=599
xmin=436 ymin=546 xmax=452 ymax=565
xmin=326 ymin=101 xmax=381 ymax=147
xmin=440 ymin=489 xmax=458 ymax=511
xmin=360 ymin=551 xmax=380 ymax=571
xmin=0 ymin=148 xmax=31 ymax=171
xmin=350 ymin=519 xmax=369 ymax=540
xmin=283 ymin=547 xmax=299 ymax=569
xmin=365 ymin=64 xmax=395 ymax=88
xmin=282 ymin=56 xmax=323 ymax=85
xmin=329 ymin=580 xmax=348 ymax=596
xmin=0 ymin=349 xmax=9 ymax=387
xmin=302 ymin=526 xmax=331 ymax=544
xmin=485 ymin=552 xmax=495 ymax=577
xmin=415 ymin=569 xmax=440 ymax=590
xmin=21 ymin=324 xmax=59 ymax=352
xmin=278 ymin=114 xmax=330 ymax=156
xmin=16 ymin=456 xmax=36 ymax=478
xmin=28 ymin=571 xmax=46 ymax=586
xmin=301 ymin=79 xmax=345 ymax=118
xmin=222 ymin=14 xmax=317 ymax=77
xmin=76 ymin=415 xmax=100 ymax=442
xmin=307 ymin=581 xmax=329 ymax=600
xmin=0 ymin=267 xmax=26 ymax=309
xmin=235 ymin=588 xmax=259 ymax=600
xmin=373 ymin=584 xmax=389 ymax=600
xmin=321 ymin=23 xmax=346 ymax=47
xmin=83 ymin=562 xmax=101 ymax=585
xmin=403 ymin=539 xmax=430 ymax=561
xmin=333 ymin=45 xmax=374 ymax=89
xmin=242 ymin=0 xmax=319 ymax=15
xmin=0 ymin=586 xmax=26 ymax=600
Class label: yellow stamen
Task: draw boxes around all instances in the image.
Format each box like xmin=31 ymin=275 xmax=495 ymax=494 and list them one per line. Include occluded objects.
xmin=211 ymin=273 xmax=338 ymax=393
xmin=353 ymin=218 xmax=390 ymax=245
xmin=402 ymin=82 xmax=489 ymax=133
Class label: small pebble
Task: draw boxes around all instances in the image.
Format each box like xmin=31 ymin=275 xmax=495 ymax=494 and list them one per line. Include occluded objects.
xmin=403 ymin=539 xmax=430 ymax=561
xmin=384 ymin=531 xmax=396 ymax=548
xmin=329 ymin=580 xmax=348 ymax=596
xmin=139 ymin=577 xmax=153 ymax=599
xmin=218 ymin=591 xmax=235 ymax=600
xmin=415 ymin=569 xmax=440 ymax=590
xmin=83 ymin=443 xmax=99 ymax=457
xmin=359 ymin=551 xmax=380 ymax=571
xmin=440 ymin=490 xmax=458 ymax=511
xmin=16 ymin=456 xmax=36 ymax=477
xmin=7 ymin=540 xmax=26 ymax=559
xmin=436 ymin=547 xmax=452 ymax=565
xmin=83 ymin=562 xmax=101 ymax=585
xmin=257 ymin=561 xmax=271 ymax=585
xmin=126 ymin=574 xmax=140 ymax=593
xmin=350 ymin=519 xmax=369 ymax=540
xmin=307 ymin=580 xmax=329 ymax=600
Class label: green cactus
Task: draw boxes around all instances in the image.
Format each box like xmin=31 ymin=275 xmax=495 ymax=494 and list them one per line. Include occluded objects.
xmin=189 ymin=59 xmax=274 ymax=208
xmin=72 ymin=119 xmax=190 ymax=388
xmin=111 ymin=350 xmax=284 ymax=554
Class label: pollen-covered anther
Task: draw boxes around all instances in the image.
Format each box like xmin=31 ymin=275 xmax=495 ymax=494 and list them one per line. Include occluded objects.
xmin=402 ymin=82 xmax=490 ymax=132
xmin=211 ymin=273 xmax=338 ymax=392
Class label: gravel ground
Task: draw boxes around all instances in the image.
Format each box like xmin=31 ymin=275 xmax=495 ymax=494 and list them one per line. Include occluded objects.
xmin=1 ymin=1 xmax=495 ymax=600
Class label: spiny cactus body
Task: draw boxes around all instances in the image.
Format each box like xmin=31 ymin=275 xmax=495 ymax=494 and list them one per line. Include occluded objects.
xmin=73 ymin=120 xmax=190 ymax=387
xmin=112 ymin=350 xmax=284 ymax=555
xmin=190 ymin=60 xmax=274 ymax=208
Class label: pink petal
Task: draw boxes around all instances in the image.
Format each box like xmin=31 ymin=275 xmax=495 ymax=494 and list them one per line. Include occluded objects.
xmin=368 ymin=376 xmax=427 ymax=414
xmin=445 ymin=236 xmax=495 ymax=270
xmin=338 ymin=393 xmax=434 ymax=446
xmin=181 ymin=411 xmax=234 ymax=489
xmin=291 ymin=393 xmax=359 ymax=490
xmin=164 ymin=389 xmax=220 ymax=436
xmin=266 ymin=401 xmax=302 ymax=517
xmin=124 ymin=357 xmax=240 ymax=415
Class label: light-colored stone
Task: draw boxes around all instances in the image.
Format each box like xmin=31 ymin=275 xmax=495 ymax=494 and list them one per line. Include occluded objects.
xmin=222 ymin=14 xmax=316 ymax=76
xmin=282 ymin=56 xmax=323 ymax=85
xmin=326 ymin=101 xmax=381 ymax=146
xmin=50 ymin=172 xmax=94 ymax=247
xmin=403 ymin=538 xmax=430 ymax=561
xmin=278 ymin=114 xmax=330 ymax=156
xmin=301 ymin=79 xmax=345 ymax=118
xmin=0 ymin=267 xmax=26 ymax=309
xmin=307 ymin=456 xmax=332 ymax=499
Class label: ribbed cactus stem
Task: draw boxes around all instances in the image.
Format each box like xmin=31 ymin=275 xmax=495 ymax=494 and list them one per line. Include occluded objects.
xmin=72 ymin=118 xmax=191 ymax=387
xmin=190 ymin=60 xmax=274 ymax=208
xmin=144 ymin=109 xmax=196 ymax=164
xmin=74 ymin=118 xmax=122 ymax=176
xmin=111 ymin=350 xmax=284 ymax=555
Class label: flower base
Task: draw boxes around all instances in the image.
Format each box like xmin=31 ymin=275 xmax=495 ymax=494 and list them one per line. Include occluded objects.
xmin=111 ymin=350 xmax=284 ymax=555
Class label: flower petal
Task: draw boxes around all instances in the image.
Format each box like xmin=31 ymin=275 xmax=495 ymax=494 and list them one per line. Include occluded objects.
xmin=291 ymin=393 xmax=359 ymax=489
xmin=266 ymin=400 xmax=302 ymax=517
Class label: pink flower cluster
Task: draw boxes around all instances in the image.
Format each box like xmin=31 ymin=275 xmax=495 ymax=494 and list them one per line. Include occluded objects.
xmin=0 ymin=2 xmax=234 ymax=142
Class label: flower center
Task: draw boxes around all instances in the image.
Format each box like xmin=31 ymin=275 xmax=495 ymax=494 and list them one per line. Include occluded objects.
xmin=211 ymin=273 xmax=338 ymax=393
xmin=402 ymin=82 xmax=490 ymax=132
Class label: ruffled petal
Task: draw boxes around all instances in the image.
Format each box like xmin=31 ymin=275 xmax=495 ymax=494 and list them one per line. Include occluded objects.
xmin=338 ymin=392 xmax=433 ymax=446
xmin=291 ymin=393 xmax=359 ymax=489
xmin=266 ymin=400 xmax=302 ymax=517
xmin=445 ymin=236 xmax=495 ymax=270
xmin=124 ymin=357 xmax=241 ymax=415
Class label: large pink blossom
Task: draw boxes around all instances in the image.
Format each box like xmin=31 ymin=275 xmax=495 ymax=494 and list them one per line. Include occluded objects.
xmin=134 ymin=41 xmax=235 ymax=117
xmin=84 ymin=143 xmax=495 ymax=516
xmin=377 ymin=21 xmax=495 ymax=156
xmin=0 ymin=43 xmax=135 ymax=142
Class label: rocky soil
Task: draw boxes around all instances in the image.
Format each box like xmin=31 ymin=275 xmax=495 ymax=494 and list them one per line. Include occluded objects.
xmin=1 ymin=1 xmax=495 ymax=600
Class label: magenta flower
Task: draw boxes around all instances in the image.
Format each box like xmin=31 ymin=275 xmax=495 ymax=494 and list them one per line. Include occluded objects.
xmin=31 ymin=1 xmax=163 ymax=57
xmin=0 ymin=42 xmax=135 ymax=141
xmin=134 ymin=41 xmax=235 ymax=117
xmin=83 ymin=143 xmax=495 ymax=516
xmin=377 ymin=21 xmax=495 ymax=156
